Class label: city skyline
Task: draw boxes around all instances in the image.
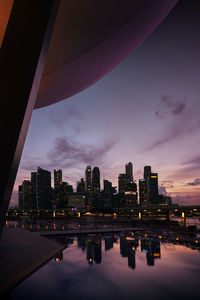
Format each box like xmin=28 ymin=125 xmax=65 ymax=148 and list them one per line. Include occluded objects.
xmin=17 ymin=162 xmax=159 ymax=193
xmin=11 ymin=1 xmax=200 ymax=206
xmin=17 ymin=162 xmax=172 ymax=211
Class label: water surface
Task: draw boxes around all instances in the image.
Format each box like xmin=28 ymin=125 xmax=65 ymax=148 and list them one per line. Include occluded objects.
xmin=11 ymin=231 xmax=200 ymax=300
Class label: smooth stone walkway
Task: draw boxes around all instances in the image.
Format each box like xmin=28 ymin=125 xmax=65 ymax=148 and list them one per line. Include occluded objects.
xmin=0 ymin=226 xmax=64 ymax=294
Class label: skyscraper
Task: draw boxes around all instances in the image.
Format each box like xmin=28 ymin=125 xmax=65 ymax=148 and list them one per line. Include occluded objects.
xmin=36 ymin=166 xmax=51 ymax=209
xmin=125 ymin=162 xmax=133 ymax=181
xmin=139 ymin=179 xmax=148 ymax=205
xmin=92 ymin=167 xmax=100 ymax=193
xmin=149 ymin=172 xmax=158 ymax=204
xmin=85 ymin=166 xmax=92 ymax=192
xmin=77 ymin=178 xmax=85 ymax=193
xmin=18 ymin=185 xmax=23 ymax=209
xmin=139 ymin=166 xmax=158 ymax=205
xmin=85 ymin=166 xmax=93 ymax=209
xmin=31 ymin=172 xmax=37 ymax=209
xmin=54 ymin=169 xmax=62 ymax=189
xmin=118 ymin=173 xmax=129 ymax=193
xmin=18 ymin=179 xmax=32 ymax=209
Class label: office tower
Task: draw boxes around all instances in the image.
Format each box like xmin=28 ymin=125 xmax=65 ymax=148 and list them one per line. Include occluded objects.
xmin=104 ymin=180 xmax=112 ymax=191
xmin=85 ymin=166 xmax=93 ymax=209
xmin=101 ymin=180 xmax=115 ymax=209
xmin=18 ymin=185 xmax=23 ymax=209
xmin=140 ymin=166 xmax=158 ymax=205
xmin=125 ymin=162 xmax=133 ymax=181
xmin=139 ymin=179 xmax=148 ymax=205
xmin=92 ymin=167 xmax=100 ymax=193
xmin=144 ymin=166 xmax=151 ymax=180
xmin=118 ymin=162 xmax=138 ymax=208
xmin=85 ymin=166 xmax=92 ymax=192
xmin=149 ymin=172 xmax=158 ymax=203
xmin=36 ymin=166 xmax=51 ymax=209
xmin=18 ymin=179 xmax=32 ymax=209
xmin=77 ymin=178 xmax=85 ymax=193
xmin=55 ymin=181 xmax=73 ymax=208
xmin=118 ymin=173 xmax=129 ymax=193
xmin=54 ymin=169 xmax=62 ymax=189
xmin=31 ymin=172 xmax=37 ymax=209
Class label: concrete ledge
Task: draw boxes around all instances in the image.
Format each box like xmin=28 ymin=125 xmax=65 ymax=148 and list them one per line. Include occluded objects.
xmin=0 ymin=227 xmax=64 ymax=294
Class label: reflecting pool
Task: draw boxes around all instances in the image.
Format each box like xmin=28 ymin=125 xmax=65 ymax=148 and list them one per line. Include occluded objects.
xmin=11 ymin=231 xmax=200 ymax=300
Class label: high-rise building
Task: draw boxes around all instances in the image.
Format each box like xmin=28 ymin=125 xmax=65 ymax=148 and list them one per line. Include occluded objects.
xmin=92 ymin=167 xmax=100 ymax=193
xmin=31 ymin=172 xmax=37 ymax=209
xmin=85 ymin=166 xmax=92 ymax=192
xmin=139 ymin=179 xmax=148 ymax=205
xmin=144 ymin=166 xmax=151 ymax=180
xmin=36 ymin=166 xmax=51 ymax=209
xmin=85 ymin=166 xmax=92 ymax=209
xmin=149 ymin=172 xmax=158 ymax=203
xmin=55 ymin=181 xmax=73 ymax=208
xmin=118 ymin=173 xmax=129 ymax=193
xmin=18 ymin=179 xmax=32 ymax=209
xmin=103 ymin=180 xmax=112 ymax=191
xmin=125 ymin=162 xmax=133 ymax=181
xmin=77 ymin=178 xmax=85 ymax=193
xmin=18 ymin=185 xmax=23 ymax=209
xmin=54 ymin=169 xmax=62 ymax=189
xmin=139 ymin=166 xmax=158 ymax=205
xmin=118 ymin=162 xmax=138 ymax=207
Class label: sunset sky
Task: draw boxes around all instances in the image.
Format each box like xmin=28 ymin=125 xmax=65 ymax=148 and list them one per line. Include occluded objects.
xmin=11 ymin=1 xmax=200 ymax=206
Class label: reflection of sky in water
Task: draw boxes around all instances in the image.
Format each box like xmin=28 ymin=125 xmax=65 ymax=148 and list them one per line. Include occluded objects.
xmin=11 ymin=233 xmax=200 ymax=300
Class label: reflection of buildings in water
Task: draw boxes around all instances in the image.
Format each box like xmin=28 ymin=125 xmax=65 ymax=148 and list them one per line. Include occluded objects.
xmin=141 ymin=239 xmax=161 ymax=266
xmin=86 ymin=234 xmax=102 ymax=265
xmin=104 ymin=234 xmax=118 ymax=251
xmin=55 ymin=250 xmax=63 ymax=262
xmin=120 ymin=236 xmax=138 ymax=270
xmin=77 ymin=235 xmax=87 ymax=252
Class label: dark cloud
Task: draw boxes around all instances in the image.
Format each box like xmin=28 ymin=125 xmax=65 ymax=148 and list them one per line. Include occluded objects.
xmin=146 ymin=95 xmax=200 ymax=151
xmin=187 ymin=178 xmax=200 ymax=186
xmin=47 ymin=137 xmax=117 ymax=169
xmin=158 ymin=95 xmax=186 ymax=116
xmin=171 ymin=103 xmax=186 ymax=115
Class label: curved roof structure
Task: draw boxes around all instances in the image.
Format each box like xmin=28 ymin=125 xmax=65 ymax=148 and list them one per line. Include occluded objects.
xmin=35 ymin=0 xmax=177 ymax=109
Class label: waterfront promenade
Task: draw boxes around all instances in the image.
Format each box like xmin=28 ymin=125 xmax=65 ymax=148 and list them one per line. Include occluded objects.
xmin=0 ymin=227 xmax=64 ymax=295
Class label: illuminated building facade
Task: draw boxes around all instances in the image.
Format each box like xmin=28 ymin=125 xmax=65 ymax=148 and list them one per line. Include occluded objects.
xmin=139 ymin=166 xmax=158 ymax=205
xmin=85 ymin=166 xmax=92 ymax=192
xmin=85 ymin=166 xmax=93 ymax=208
xmin=139 ymin=179 xmax=148 ymax=205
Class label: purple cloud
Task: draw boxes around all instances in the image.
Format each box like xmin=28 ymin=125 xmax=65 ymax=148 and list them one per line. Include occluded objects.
xmin=47 ymin=137 xmax=117 ymax=169
xmin=187 ymin=178 xmax=200 ymax=186
xmin=160 ymin=95 xmax=186 ymax=116
xmin=146 ymin=96 xmax=200 ymax=151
